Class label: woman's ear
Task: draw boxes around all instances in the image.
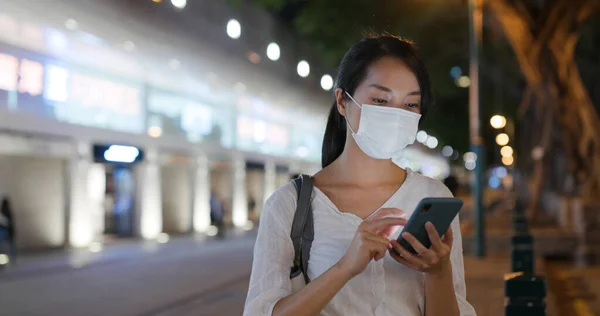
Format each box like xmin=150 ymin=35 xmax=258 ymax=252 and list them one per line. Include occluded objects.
xmin=335 ymin=88 xmax=347 ymax=117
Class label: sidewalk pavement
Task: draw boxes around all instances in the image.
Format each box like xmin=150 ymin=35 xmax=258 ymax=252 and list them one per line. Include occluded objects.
xmin=1 ymin=228 xmax=564 ymax=316
xmin=0 ymin=231 xmax=256 ymax=316
xmin=545 ymin=260 xmax=600 ymax=316
xmin=463 ymin=255 xmax=559 ymax=316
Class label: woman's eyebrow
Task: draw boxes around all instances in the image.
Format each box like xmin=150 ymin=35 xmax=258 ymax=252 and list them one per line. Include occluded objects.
xmin=368 ymin=83 xmax=392 ymax=92
xmin=369 ymin=84 xmax=420 ymax=96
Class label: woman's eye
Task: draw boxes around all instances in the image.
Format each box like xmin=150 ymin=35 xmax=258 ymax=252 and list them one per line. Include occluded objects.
xmin=372 ymin=98 xmax=387 ymax=104
xmin=406 ymin=103 xmax=420 ymax=108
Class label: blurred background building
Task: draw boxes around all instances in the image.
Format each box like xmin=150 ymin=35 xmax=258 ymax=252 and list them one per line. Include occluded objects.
xmin=0 ymin=0 xmax=452 ymax=252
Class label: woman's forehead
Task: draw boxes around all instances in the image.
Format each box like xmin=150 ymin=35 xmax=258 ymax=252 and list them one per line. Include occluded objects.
xmin=361 ymin=57 xmax=420 ymax=92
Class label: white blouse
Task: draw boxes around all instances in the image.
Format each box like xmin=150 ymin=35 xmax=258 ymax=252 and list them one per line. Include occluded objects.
xmin=244 ymin=169 xmax=477 ymax=316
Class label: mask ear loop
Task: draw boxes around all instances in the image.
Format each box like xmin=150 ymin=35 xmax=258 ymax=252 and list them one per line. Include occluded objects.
xmin=343 ymin=91 xmax=362 ymax=135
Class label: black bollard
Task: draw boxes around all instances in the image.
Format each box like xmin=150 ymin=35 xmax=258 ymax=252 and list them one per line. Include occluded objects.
xmin=505 ymin=195 xmax=546 ymax=315
xmin=504 ymin=272 xmax=547 ymax=316
xmin=511 ymin=234 xmax=534 ymax=274
xmin=512 ymin=216 xmax=530 ymax=234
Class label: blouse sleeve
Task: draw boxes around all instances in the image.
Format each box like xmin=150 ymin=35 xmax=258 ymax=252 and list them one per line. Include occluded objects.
xmin=433 ymin=181 xmax=478 ymax=316
xmin=243 ymin=184 xmax=297 ymax=316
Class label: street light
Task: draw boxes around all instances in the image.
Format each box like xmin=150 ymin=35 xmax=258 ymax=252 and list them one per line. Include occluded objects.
xmin=297 ymin=60 xmax=310 ymax=77
xmin=500 ymin=146 xmax=513 ymax=157
xmin=171 ymin=0 xmax=186 ymax=9
xmin=266 ymin=42 xmax=280 ymax=61
xmin=464 ymin=152 xmax=477 ymax=162
xmin=496 ymin=133 xmax=509 ymax=146
xmin=416 ymin=130 xmax=428 ymax=143
xmin=320 ymin=75 xmax=333 ymax=91
xmin=227 ymin=19 xmax=241 ymax=39
xmin=442 ymin=146 xmax=454 ymax=157
xmin=490 ymin=115 xmax=507 ymax=129
xmin=426 ymin=136 xmax=439 ymax=149
xmin=502 ymin=156 xmax=514 ymax=166
xmin=456 ymin=76 xmax=471 ymax=88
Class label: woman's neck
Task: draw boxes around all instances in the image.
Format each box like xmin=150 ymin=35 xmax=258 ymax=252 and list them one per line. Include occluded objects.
xmin=332 ymin=138 xmax=405 ymax=187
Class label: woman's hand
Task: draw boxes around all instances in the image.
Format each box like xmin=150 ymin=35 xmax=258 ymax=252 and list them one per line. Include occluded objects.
xmin=336 ymin=209 xmax=407 ymax=278
xmin=389 ymin=222 xmax=453 ymax=275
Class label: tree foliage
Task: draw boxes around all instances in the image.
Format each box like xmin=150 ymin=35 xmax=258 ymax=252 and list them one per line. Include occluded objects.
xmin=253 ymin=0 xmax=485 ymax=153
xmin=488 ymin=0 xmax=600 ymax=216
xmin=251 ymin=0 xmax=600 ymax=197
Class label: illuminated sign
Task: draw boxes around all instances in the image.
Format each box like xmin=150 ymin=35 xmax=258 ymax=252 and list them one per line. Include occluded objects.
xmin=266 ymin=124 xmax=289 ymax=146
xmin=44 ymin=64 xmax=69 ymax=101
xmin=0 ymin=48 xmax=144 ymax=133
xmin=104 ymin=145 xmax=140 ymax=163
xmin=67 ymin=72 xmax=140 ymax=115
xmin=93 ymin=144 xmax=144 ymax=164
xmin=0 ymin=53 xmax=18 ymax=91
xmin=147 ymin=90 xmax=221 ymax=143
xmin=18 ymin=59 xmax=44 ymax=96
xmin=180 ymin=103 xmax=212 ymax=135
xmin=253 ymin=120 xmax=267 ymax=143
xmin=43 ymin=62 xmax=144 ymax=134
xmin=237 ymin=116 xmax=289 ymax=145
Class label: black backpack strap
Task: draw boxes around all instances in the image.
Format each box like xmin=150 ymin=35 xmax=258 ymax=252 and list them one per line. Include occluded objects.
xmin=289 ymin=174 xmax=314 ymax=284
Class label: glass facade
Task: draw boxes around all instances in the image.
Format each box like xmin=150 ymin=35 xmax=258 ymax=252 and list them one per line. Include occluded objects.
xmin=0 ymin=43 xmax=324 ymax=163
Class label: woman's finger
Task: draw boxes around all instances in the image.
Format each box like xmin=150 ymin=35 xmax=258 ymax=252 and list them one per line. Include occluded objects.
xmin=390 ymin=240 xmax=430 ymax=269
xmin=362 ymin=232 xmax=391 ymax=261
xmin=362 ymin=217 xmax=407 ymax=233
xmin=401 ymin=232 xmax=431 ymax=255
xmin=442 ymin=226 xmax=454 ymax=247
xmin=370 ymin=208 xmax=405 ymax=220
xmin=368 ymin=208 xmax=406 ymax=237
xmin=364 ymin=239 xmax=391 ymax=261
xmin=425 ymin=222 xmax=444 ymax=251
xmin=363 ymin=232 xmax=390 ymax=247
xmin=400 ymin=233 xmax=439 ymax=264
xmin=389 ymin=248 xmax=422 ymax=270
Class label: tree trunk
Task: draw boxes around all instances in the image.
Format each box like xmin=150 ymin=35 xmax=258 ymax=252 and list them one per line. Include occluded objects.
xmin=489 ymin=0 xmax=600 ymax=220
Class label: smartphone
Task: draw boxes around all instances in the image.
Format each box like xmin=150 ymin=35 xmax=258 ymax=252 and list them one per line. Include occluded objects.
xmin=395 ymin=197 xmax=463 ymax=254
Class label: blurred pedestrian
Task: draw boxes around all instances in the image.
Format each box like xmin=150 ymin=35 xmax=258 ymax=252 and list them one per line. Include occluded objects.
xmin=0 ymin=197 xmax=15 ymax=264
xmin=244 ymin=34 xmax=475 ymax=316
xmin=210 ymin=192 xmax=225 ymax=238
xmin=248 ymin=195 xmax=257 ymax=215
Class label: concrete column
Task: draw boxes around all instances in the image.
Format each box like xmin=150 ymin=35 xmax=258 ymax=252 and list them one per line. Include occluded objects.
xmin=88 ymin=163 xmax=106 ymax=239
xmin=276 ymin=171 xmax=292 ymax=189
xmin=1 ymin=155 xmax=65 ymax=250
xmin=231 ymin=156 xmax=248 ymax=227
xmin=161 ymin=164 xmax=192 ymax=233
xmin=263 ymin=160 xmax=276 ymax=205
xmin=192 ymin=155 xmax=211 ymax=233
xmin=68 ymin=142 xmax=97 ymax=248
xmin=0 ymin=157 xmax=8 ymax=198
xmin=135 ymin=149 xmax=162 ymax=240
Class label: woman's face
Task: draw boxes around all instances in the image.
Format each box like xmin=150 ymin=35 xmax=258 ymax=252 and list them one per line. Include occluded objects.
xmin=336 ymin=56 xmax=422 ymax=133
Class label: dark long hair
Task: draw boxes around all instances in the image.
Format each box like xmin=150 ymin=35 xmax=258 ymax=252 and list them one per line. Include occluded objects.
xmin=321 ymin=34 xmax=434 ymax=168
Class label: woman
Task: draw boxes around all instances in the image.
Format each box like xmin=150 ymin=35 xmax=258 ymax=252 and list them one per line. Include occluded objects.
xmin=244 ymin=34 xmax=476 ymax=316
xmin=0 ymin=197 xmax=15 ymax=262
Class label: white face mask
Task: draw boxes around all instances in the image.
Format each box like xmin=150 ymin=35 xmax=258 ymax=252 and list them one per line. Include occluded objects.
xmin=344 ymin=91 xmax=421 ymax=159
